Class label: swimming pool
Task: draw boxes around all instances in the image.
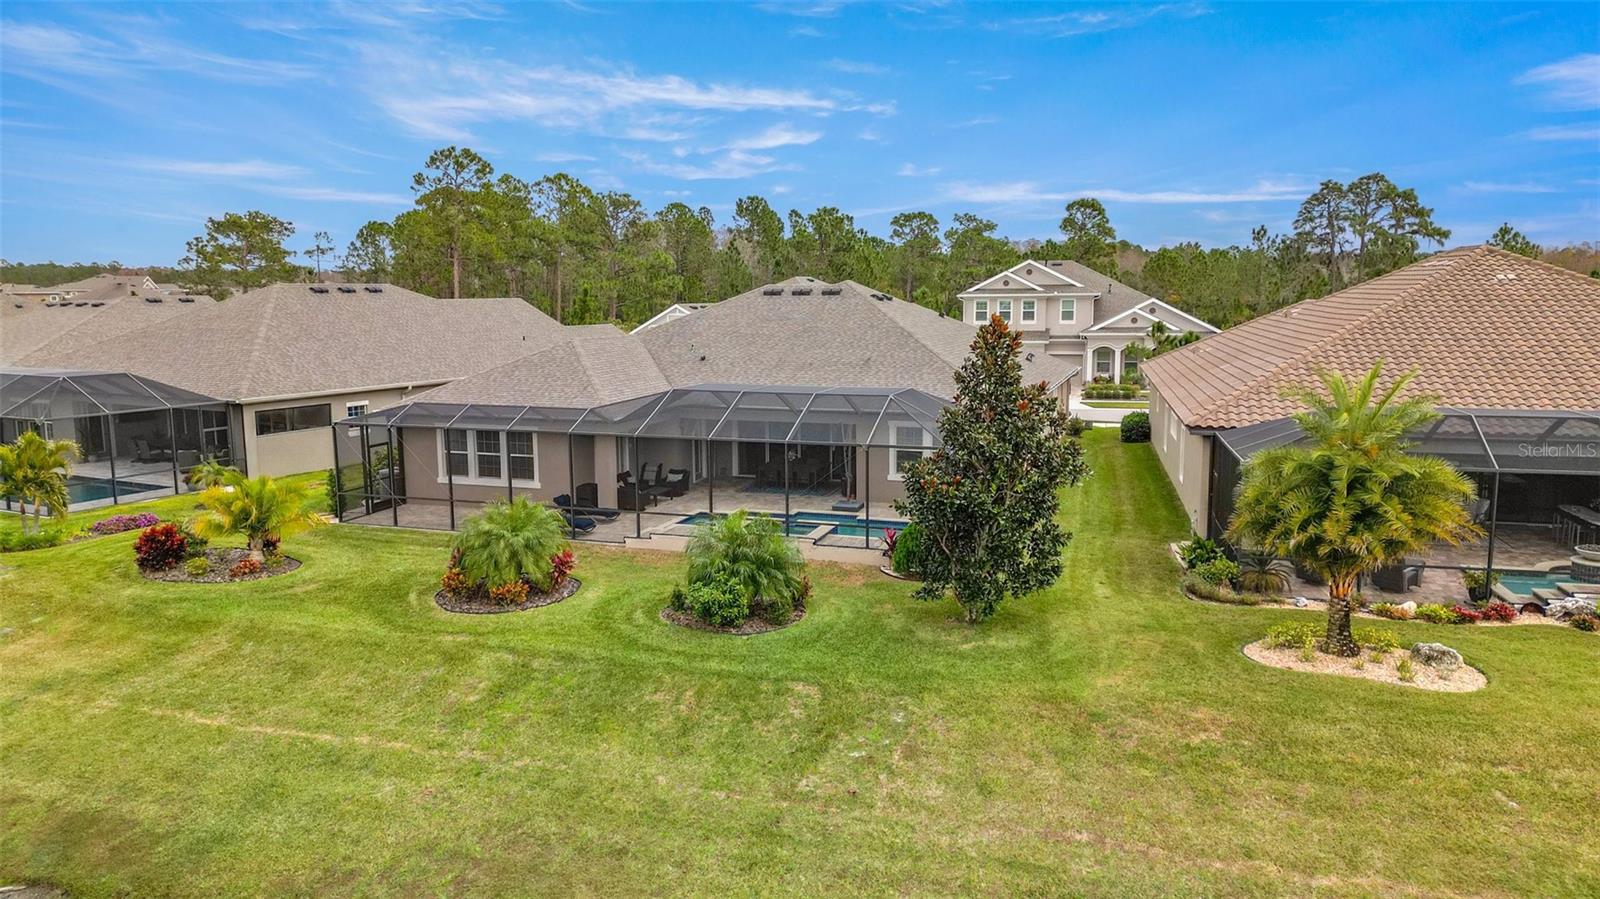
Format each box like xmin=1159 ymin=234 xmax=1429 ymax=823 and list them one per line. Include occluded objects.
xmin=674 ymin=510 xmax=907 ymax=542
xmin=1497 ymin=571 xmax=1573 ymax=597
xmin=64 ymin=476 xmax=169 ymax=504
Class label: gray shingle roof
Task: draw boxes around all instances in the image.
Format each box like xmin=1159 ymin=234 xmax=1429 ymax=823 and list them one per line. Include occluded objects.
xmin=409 ymin=329 xmax=670 ymax=408
xmin=1 ymin=292 xmax=217 ymax=365
xmin=19 ymin=282 xmax=566 ymax=402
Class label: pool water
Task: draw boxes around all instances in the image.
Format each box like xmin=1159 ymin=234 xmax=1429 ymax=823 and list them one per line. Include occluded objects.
xmin=1497 ymin=571 xmax=1572 ymax=596
xmin=675 ymin=510 xmax=907 ymax=542
xmin=65 ymin=476 xmax=168 ymax=503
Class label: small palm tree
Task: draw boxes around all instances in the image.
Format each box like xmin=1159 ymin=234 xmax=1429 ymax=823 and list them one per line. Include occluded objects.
xmin=1229 ymin=363 xmax=1481 ymax=655
xmin=686 ymin=509 xmax=804 ymax=606
xmin=452 ymin=496 xmax=569 ymax=591
xmin=0 ymin=431 xmax=80 ymax=534
xmin=191 ymin=470 xmax=324 ymax=561
xmin=186 ymin=456 xmax=235 ymax=490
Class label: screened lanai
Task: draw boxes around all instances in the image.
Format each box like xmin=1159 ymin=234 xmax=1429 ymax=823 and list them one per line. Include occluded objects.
xmin=1206 ymin=408 xmax=1600 ymax=588
xmin=333 ymin=384 xmax=951 ymax=551
xmin=1 ymin=368 xmax=234 ymax=511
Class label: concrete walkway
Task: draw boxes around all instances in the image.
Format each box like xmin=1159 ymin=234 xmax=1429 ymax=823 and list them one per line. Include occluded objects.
xmin=1068 ymin=394 xmax=1147 ymax=425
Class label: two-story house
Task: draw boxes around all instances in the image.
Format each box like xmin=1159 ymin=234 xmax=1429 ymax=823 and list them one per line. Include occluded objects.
xmin=957 ymin=259 xmax=1218 ymax=388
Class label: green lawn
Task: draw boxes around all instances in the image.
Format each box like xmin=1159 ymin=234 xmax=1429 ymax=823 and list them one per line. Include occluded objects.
xmin=3 ymin=433 xmax=1597 ymax=897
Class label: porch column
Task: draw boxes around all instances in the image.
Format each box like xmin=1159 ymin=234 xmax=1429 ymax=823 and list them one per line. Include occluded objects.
xmin=567 ymin=433 xmax=577 ymax=538
xmin=445 ymin=432 xmax=456 ymax=531
xmin=1484 ymin=472 xmax=1501 ymax=582
xmin=783 ymin=443 xmax=791 ymax=536
xmin=863 ymin=445 xmax=871 ymax=549
xmin=388 ymin=425 xmax=399 ymax=527
xmin=633 ymin=436 xmax=642 ymax=539
xmin=330 ymin=424 xmax=344 ymax=523
xmin=168 ymin=407 xmax=180 ymax=495
xmin=506 ymin=431 xmax=514 ymax=503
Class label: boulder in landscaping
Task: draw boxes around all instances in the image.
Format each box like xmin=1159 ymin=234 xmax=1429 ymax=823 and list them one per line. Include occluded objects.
xmin=1399 ymin=601 xmax=1417 ymax=614
xmin=1410 ymin=642 xmax=1462 ymax=672
xmin=1545 ymin=597 xmax=1597 ymax=621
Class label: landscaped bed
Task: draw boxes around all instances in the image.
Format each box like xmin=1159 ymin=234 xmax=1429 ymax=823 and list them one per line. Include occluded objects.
xmin=1242 ymin=638 xmax=1487 ymax=692
xmin=140 ymin=547 xmax=301 ymax=584
xmin=2 ymin=433 xmax=1597 ymax=896
xmin=436 ymin=577 xmax=581 ymax=614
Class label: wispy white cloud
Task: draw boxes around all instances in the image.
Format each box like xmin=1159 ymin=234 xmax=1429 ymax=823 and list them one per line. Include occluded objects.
xmin=1522 ymin=123 xmax=1600 ymax=141
xmin=723 ymin=123 xmax=823 ymax=151
xmin=1514 ymin=53 xmax=1600 ymax=109
xmin=535 ymin=152 xmax=598 ymax=163
xmin=624 ymin=149 xmax=795 ymax=180
xmin=758 ymin=1 xmax=850 ymax=17
xmin=897 ymin=162 xmax=941 ymax=177
xmin=857 ymin=127 xmax=886 ymax=142
xmin=0 ymin=20 xmax=315 ymax=86
xmin=116 ymin=157 xmax=406 ymax=205
xmin=771 ymin=184 xmax=794 ymax=195
xmin=987 ymin=2 xmax=1211 ymax=38
xmin=789 ymin=25 xmax=826 ymax=38
xmin=952 ymin=115 xmax=997 ymax=128
xmin=264 ymin=186 xmax=412 ymax=205
xmin=943 ymin=178 xmax=1308 ymax=205
xmin=1460 ymin=180 xmax=1558 ymax=194
xmin=825 ymin=58 xmax=891 ymax=76
xmin=134 ymin=159 xmax=310 ymax=180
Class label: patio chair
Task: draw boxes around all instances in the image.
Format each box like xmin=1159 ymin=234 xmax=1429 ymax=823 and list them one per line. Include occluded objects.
xmin=660 ymin=468 xmax=689 ymax=498
xmin=555 ymin=493 xmax=619 ymax=521
xmin=616 ymin=471 xmax=657 ymax=511
xmin=1370 ymin=560 xmax=1423 ymax=593
xmin=559 ymin=509 xmax=598 ymax=533
xmin=132 ymin=438 xmax=173 ymax=463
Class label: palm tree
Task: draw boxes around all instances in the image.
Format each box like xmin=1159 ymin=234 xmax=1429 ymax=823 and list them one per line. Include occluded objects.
xmin=0 ymin=431 xmax=80 ymax=534
xmin=185 ymin=456 xmax=235 ymax=491
xmin=191 ymin=470 xmax=324 ymax=561
xmin=686 ymin=509 xmax=804 ymax=606
xmin=1228 ymin=363 xmax=1481 ymax=655
xmin=452 ymin=496 xmax=569 ymax=591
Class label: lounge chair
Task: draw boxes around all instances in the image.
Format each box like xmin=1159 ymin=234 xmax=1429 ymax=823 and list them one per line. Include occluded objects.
xmin=133 ymin=438 xmax=173 ymax=463
xmin=617 ymin=471 xmax=657 ymax=510
xmin=554 ymin=493 xmax=619 ymax=521
xmin=559 ymin=509 xmax=598 ymax=533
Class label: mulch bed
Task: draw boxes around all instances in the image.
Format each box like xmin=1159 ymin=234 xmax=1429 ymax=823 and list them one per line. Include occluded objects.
xmin=141 ymin=547 xmax=301 ymax=583
xmin=660 ymin=605 xmax=805 ymax=635
xmin=435 ymin=577 xmax=581 ymax=614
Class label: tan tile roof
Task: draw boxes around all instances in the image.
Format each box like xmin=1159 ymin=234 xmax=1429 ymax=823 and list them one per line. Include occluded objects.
xmin=19 ymin=282 xmax=566 ymax=402
xmin=1141 ymin=246 xmax=1600 ymax=429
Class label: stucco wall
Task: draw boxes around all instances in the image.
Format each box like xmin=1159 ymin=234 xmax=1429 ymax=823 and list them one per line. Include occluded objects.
xmin=399 ymin=427 xmax=573 ymax=504
xmin=1149 ymin=386 xmax=1211 ymax=534
xmin=244 ymin=387 xmax=414 ymax=477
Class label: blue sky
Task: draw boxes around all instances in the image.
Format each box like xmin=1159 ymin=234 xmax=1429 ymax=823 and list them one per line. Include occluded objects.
xmin=1 ymin=1 xmax=1596 ymax=265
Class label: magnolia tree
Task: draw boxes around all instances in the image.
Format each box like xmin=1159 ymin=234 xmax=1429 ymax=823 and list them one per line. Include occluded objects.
xmin=894 ymin=315 xmax=1090 ymax=622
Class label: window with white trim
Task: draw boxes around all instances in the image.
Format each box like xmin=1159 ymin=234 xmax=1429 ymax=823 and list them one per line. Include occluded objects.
xmin=1060 ymin=300 xmax=1075 ymax=323
xmin=1093 ymin=347 xmax=1114 ymax=377
xmin=1021 ymin=298 xmax=1036 ymax=323
xmin=973 ymin=299 xmax=988 ymax=323
xmin=996 ymin=299 xmax=1012 ymax=324
xmin=345 ymin=401 xmax=368 ymax=436
xmin=889 ymin=425 xmax=932 ymax=480
xmin=439 ymin=429 xmax=539 ymax=486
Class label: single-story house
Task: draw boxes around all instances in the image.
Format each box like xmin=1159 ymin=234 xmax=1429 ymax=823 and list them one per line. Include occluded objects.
xmin=6 ymin=282 xmax=568 ymax=483
xmin=1141 ymin=246 xmax=1600 ymax=587
xmin=958 ymin=259 xmax=1218 ymax=387
xmin=338 ymin=277 xmax=1078 ymax=551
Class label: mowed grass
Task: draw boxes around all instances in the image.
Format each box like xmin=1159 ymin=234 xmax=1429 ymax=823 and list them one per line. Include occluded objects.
xmin=2 ymin=432 xmax=1597 ymax=897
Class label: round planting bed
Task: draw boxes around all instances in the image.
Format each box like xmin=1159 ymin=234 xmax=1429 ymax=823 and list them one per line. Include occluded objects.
xmin=141 ymin=548 xmax=301 ymax=583
xmin=661 ymin=604 xmax=805 ymax=635
xmin=435 ymin=578 xmax=581 ymax=614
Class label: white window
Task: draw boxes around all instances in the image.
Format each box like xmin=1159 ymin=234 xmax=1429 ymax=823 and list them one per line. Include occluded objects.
xmin=973 ymin=299 xmax=988 ymax=323
xmin=1093 ymin=347 xmax=1114 ymax=378
xmin=1021 ymin=299 xmax=1036 ymax=323
xmin=439 ymin=429 xmax=539 ymax=486
xmin=889 ymin=425 xmax=932 ymax=480
xmin=996 ymin=299 xmax=1012 ymax=324
xmin=1060 ymin=300 xmax=1075 ymax=323
xmin=345 ymin=401 xmax=368 ymax=436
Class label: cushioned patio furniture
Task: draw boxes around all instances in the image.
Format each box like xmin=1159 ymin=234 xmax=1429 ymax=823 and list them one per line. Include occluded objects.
xmin=575 ymin=482 xmax=600 ymax=510
xmin=132 ymin=438 xmax=173 ymax=463
xmin=559 ymin=509 xmax=597 ymax=533
xmin=1370 ymin=560 xmax=1423 ymax=593
xmin=616 ymin=471 xmax=657 ymax=511
xmin=660 ymin=468 xmax=689 ymax=498
xmin=554 ymin=494 xmax=619 ymax=521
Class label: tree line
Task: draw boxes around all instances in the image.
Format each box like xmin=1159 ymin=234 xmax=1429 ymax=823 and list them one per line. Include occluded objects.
xmin=7 ymin=147 xmax=1592 ymax=328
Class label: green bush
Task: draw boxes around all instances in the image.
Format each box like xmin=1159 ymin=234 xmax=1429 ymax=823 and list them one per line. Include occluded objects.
xmin=891 ymin=521 xmax=925 ymax=575
xmin=1181 ymin=573 xmax=1265 ymax=606
xmin=1179 ymin=536 xmax=1223 ymax=569
xmin=673 ymin=578 xmax=749 ymax=627
xmin=1192 ymin=556 xmax=1239 ymax=587
xmin=1353 ymin=627 xmax=1400 ymax=653
xmin=1064 ymin=416 xmax=1088 ymax=437
xmin=0 ymin=525 xmax=70 ymax=552
xmin=686 ymin=508 xmax=804 ymax=625
xmin=1119 ymin=411 xmax=1151 ymax=443
xmin=1236 ymin=553 xmax=1290 ymax=594
xmin=1415 ymin=603 xmax=1458 ymax=625
xmin=185 ymin=556 xmax=211 ymax=578
xmin=1265 ymin=622 xmax=1322 ymax=651
xmin=452 ymin=497 xmax=570 ymax=591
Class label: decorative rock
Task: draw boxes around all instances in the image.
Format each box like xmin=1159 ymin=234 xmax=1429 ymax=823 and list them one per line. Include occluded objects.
xmin=1399 ymin=600 xmax=1417 ymax=613
xmin=1293 ymin=597 xmax=1309 ymax=608
xmin=1546 ymin=597 xmax=1597 ymax=620
xmin=1410 ymin=642 xmax=1462 ymax=671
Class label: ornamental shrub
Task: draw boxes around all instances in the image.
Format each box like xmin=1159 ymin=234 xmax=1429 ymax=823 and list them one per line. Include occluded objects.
xmin=1180 ymin=573 xmax=1266 ymax=606
xmin=488 ymin=580 xmax=530 ymax=606
xmin=1371 ymin=603 xmax=1415 ymax=621
xmin=0 ymin=526 xmax=70 ymax=552
xmin=134 ymin=523 xmax=188 ymax=571
xmin=229 ymin=557 xmax=263 ymax=579
xmin=1479 ymin=601 xmax=1517 ymax=623
xmin=185 ymin=556 xmax=210 ymax=578
xmin=452 ymin=497 xmax=570 ymax=591
xmin=677 ymin=577 xmax=750 ymax=627
xmin=549 ymin=550 xmax=576 ymax=589
xmin=1265 ymin=622 xmax=1322 ymax=651
xmin=1065 ymin=416 xmax=1088 ymax=437
xmin=1353 ymin=627 xmax=1401 ymax=653
xmin=91 ymin=513 xmax=160 ymax=535
xmin=1119 ymin=411 xmax=1151 ymax=443
xmin=890 ymin=521 xmax=925 ymax=575
xmin=1571 ymin=613 xmax=1598 ymax=632
xmin=1179 ymin=536 xmax=1224 ymax=569
xmin=1450 ymin=605 xmax=1482 ymax=624
xmin=1415 ymin=603 xmax=1457 ymax=625
xmin=1192 ymin=556 xmax=1239 ymax=587
xmin=685 ymin=508 xmax=804 ymax=621
xmin=440 ymin=566 xmax=469 ymax=596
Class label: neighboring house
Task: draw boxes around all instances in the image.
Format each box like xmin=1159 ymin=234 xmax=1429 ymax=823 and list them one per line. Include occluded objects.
xmin=1140 ymin=246 xmax=1600 ymax=547
xmin=1 ymin=290 xmax=216 ymax=364
xmin=958 ymin=259 xmax=1217 ymax=387
xmin=343 ymin=277 xmax=1077 ymax=541
xmin=2 ymin=273 xmax=176 ymax=305
xmin=630 ymin=303 xmax=710 ymax=333
xmin=13 ymin=283 xmax=568 ymax=477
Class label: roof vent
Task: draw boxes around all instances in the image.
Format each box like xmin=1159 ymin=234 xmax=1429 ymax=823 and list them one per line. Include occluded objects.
xmin=310 ymin=286 xmax=331 ymax=294
xmin=91 ymin=301 xmax=105 ymax=307
xmin=11 ymin=303 xmax=21 ymax=308
xmin=364 ymin=286 xmax=383 ymax=293
xmin=762 ymin=287 xmax=784 ymax=295
xmin=820 ymin=287 xmax=842 ymax=295
xmin=144 ymin=296 xmax=163 ymax=303
xmin=337 ymin=286 xmax=357 ymax=293
xmin=178 ymin=296 xmax=195 ymax=303
xmin=1025 ymin=352 xmax=1035 ymax=362
xmin=790 ymin=288 xmax=813 ymax=296
xmin=74 ymin=302 xmax=88 ymax=307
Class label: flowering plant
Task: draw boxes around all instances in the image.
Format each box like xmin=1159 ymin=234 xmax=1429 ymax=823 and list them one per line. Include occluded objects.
xmin=93 ymin=513 xmax=159 ymax=535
